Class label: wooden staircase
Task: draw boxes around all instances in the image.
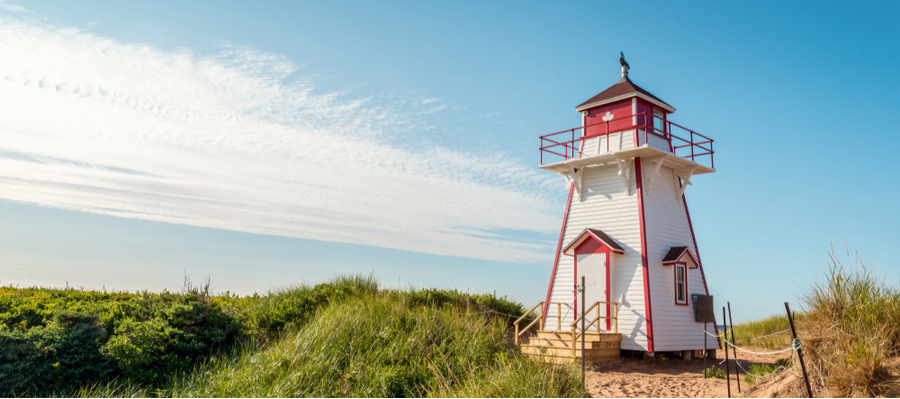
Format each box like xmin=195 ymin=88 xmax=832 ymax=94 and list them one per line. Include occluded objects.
xmin=520 ymin=330 xmax=621 ymax=363
xmin=514 ymin=301 xmax=622 ymax=364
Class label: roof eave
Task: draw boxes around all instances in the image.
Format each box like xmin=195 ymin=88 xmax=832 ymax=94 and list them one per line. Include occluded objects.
xmin=575 ymin=92 xmax=676 ymax=113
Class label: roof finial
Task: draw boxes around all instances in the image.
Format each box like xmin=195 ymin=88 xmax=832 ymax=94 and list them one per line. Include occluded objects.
xmin=619 ymin=51 xmax=630 ymax=79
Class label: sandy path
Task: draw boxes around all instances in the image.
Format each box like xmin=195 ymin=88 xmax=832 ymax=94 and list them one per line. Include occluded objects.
xmin=585 ymin=348 xmax=794 ymax=398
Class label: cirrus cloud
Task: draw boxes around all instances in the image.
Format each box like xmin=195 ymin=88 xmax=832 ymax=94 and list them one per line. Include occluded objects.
xmin=0 ymin=17 xmax=562 ymax=263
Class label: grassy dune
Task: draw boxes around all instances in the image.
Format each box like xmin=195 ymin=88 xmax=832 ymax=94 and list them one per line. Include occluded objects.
xmin=7 ymin=274 xmax=585 ymax=397
xmin=732 ymin=249 xmax=900 ymax=397
xmin=797 ymin=249 xmax=900 ymax=397
xmin=164 ymin=289 xmax=584 ymax=397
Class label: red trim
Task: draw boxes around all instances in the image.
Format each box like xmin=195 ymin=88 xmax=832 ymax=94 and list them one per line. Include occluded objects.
xmin=542 ymin=183 xmax=575 ymax=320
xmin=635 ymin=157 xmax=655 ymax=352
xmin=563 ymin=230 xmax=625 ymax=256
xmin=542 ymin=135 xmax=586 ymax=321
xmin=674 ymin=262 xmax=689 ymax=306
xmin=682 ymin=187 xmax=722 ymax=350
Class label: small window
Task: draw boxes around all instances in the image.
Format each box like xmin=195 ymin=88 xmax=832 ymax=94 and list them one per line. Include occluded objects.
xmin=675 ymin=264 xmax=687 ymax=304
xmin=653 ymin=110 xmax=664 ymax=134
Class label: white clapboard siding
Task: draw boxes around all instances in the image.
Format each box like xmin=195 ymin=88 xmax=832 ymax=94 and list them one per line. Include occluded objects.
xmin=581 ymin=130 xmax=636 ymax=157
xmin=545 ymin=161 xmax=648 ymax=351
xmin=640 ymin=160 xmax=718 ymax=351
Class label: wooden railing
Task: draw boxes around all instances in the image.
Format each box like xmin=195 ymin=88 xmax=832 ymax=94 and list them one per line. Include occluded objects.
xmin=514 ymin=301 xmax=620 ymax=348
xmin=569 ymin=301 xmax=619 ymax=356
xmin=513 ymin=301 xmax=570 ymax=345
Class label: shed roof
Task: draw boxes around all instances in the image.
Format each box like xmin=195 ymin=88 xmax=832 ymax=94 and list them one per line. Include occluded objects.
xmin=662 ymin=246 xmax=699 ymax=267
xmin=562 ymin=228 xmax=624 ymax=256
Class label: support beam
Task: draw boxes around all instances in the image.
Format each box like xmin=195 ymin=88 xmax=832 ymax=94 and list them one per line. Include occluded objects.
xmin=559 ymin=165 xmax=584 ymax=195
xmin=675 ymin=166 xmax=697 ymax=199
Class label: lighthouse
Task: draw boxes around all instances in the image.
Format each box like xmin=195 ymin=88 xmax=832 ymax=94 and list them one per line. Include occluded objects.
xmin=523 ymin=54 xmax=718 ymax=357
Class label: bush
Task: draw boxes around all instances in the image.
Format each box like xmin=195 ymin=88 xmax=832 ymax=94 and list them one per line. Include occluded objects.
xmin=0 ymin=285 xmax=242 ymax=395
xmin=0 ymin=312 xmax=114 ymax=396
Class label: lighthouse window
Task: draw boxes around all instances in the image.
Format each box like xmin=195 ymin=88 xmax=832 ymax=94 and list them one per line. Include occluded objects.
xmin=653 ymin=110 xmax=665 ymax=134
xmin=675 ymin=264 xmax=687 ymax=304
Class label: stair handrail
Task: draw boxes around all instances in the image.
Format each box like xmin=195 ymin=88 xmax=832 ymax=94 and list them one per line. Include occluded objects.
xmin=569 ymin=301 xmax=620 ymax=356
xmin=514 ymin=301 xmax=572 ymax=345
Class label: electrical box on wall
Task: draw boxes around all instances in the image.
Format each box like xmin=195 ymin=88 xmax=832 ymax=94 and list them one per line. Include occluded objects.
xmin=692 ymin=294 xmax=715 ymax=323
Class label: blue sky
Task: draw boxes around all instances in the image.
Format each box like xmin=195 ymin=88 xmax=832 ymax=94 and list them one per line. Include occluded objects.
xmin=0 ymin=1 xmax=897 ymax=322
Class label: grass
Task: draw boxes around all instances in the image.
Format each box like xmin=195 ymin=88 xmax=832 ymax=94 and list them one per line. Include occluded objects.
xmin=793 ymin=247 xmax=900 ymax=397
xmin=742 ymin=359 xmax=791 ymax=384
xmin=731 ymin=313 xmax=801 ymax=349
xmin=76 ymin=275 xmax=588 ymax=397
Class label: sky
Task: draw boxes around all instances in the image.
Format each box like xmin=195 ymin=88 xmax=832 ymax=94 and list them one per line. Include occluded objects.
xmin=0 ymin=1 xmax=897 ymax=322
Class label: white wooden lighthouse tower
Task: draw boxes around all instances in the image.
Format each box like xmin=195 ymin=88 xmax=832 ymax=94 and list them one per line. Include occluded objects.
xmin=532 ymin=55 xmax=718 ymax=356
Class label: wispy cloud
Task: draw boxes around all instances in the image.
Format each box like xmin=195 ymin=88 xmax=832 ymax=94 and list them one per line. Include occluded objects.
xmin=0 ymin=1 xmax=25 ymax=13
xmin=0 ymin=17 xmax=562 ymax=263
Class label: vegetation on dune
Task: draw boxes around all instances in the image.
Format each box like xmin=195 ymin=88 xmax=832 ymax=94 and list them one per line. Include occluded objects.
xmin=167 ymin=288 xmax=585 ymax=397
xmin=732 ymin=248 xmax=900 ymax=397
xmin=796 ymin=249 xmax=900 ymax=397
xmin=731 ymin=313 xmax=802 ymax=349
xmin=0 ymin=280 xmax=242 ymax=395
xmin=1 ymin=274 xmax=586 ymax=397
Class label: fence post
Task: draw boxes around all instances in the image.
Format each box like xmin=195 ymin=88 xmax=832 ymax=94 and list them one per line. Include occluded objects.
xmin=786 ymin=303 xmax=813 ymax=398
xmin=728 ymin=302 xmax=741 ymax=393
xmin=723 ymin=307 xmax=731 ymax=398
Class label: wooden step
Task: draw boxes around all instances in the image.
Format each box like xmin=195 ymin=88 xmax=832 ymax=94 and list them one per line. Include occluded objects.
xmin=527 ymin=337 xmax=620 ymax=350
xmin=534 ymin=330 xmax=622 ymax=342
xmin=521 ymin=345 xmax=620 ymax=362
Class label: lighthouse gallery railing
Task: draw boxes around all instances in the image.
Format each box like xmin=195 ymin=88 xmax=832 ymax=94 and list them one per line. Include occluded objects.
xmin=539 ymin=111 xmax=714 ymax=169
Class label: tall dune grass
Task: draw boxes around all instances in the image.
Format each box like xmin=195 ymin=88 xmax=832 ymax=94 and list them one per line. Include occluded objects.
xmin=731 ymin=313 xmax=801 ymax=349
xmin=78 ymin=274 xmax=586 ymax=397
xmin=795 ymin=248 xmax=900 ymax=397
xmin=167 ymin=291 xmax=585 ymax=397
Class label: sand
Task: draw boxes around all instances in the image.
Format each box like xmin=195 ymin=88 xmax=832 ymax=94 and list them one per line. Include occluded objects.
xmin=584 ymin=347 xmax=797 ymax=398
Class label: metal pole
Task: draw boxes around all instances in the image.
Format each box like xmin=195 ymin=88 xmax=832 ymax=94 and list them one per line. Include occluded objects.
xmin=728 ymin=302 xmax=741 ymax=393
xmin=786 ymin=303 xmax=813 ymax=398
xmin=723 ymin=307 xmax=731 ymax=398
xmin=581 ymin=276 xmax=586 ymax=388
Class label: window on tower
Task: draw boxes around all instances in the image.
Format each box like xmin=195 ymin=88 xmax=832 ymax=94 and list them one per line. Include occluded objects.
xmin=653 ymin=109 xmax=665 ymax=134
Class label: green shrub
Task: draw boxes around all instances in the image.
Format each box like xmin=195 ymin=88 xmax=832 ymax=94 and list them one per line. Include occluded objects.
xmin=0 ymin=286 xmax=242 ymax=395
xmin=0 ymin=312 xmax=114 ymax=396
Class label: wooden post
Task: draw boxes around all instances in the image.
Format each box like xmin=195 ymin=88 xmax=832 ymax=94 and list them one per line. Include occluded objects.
xmin=581 ymin=276 xmax=586 ymax=387
xmin=723 ymin=307 xmax=731 ymax=398
xmin=540 ymin=303 xmax=545 ymax=331
xmin=728 ymin=302 xmax=741 ymax=393
xmin=786 ymin=302 xmax=813 ymax=398
xmin=614 ymin=303 xmax=618 ymax=333
xmin=557 ymin=303 xmax=561 ymax=329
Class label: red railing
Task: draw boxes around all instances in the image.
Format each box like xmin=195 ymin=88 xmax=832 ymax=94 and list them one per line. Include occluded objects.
xmin=539 ymin=112 xmax=714 ymax=169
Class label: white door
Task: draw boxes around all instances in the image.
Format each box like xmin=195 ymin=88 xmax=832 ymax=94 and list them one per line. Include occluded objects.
xmin=576 ymin=253 xmax=608 ymax=332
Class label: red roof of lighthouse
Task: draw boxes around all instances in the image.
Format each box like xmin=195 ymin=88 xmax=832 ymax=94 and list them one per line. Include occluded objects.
xmin=575 ymin=76 xmax=675 ymax=113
